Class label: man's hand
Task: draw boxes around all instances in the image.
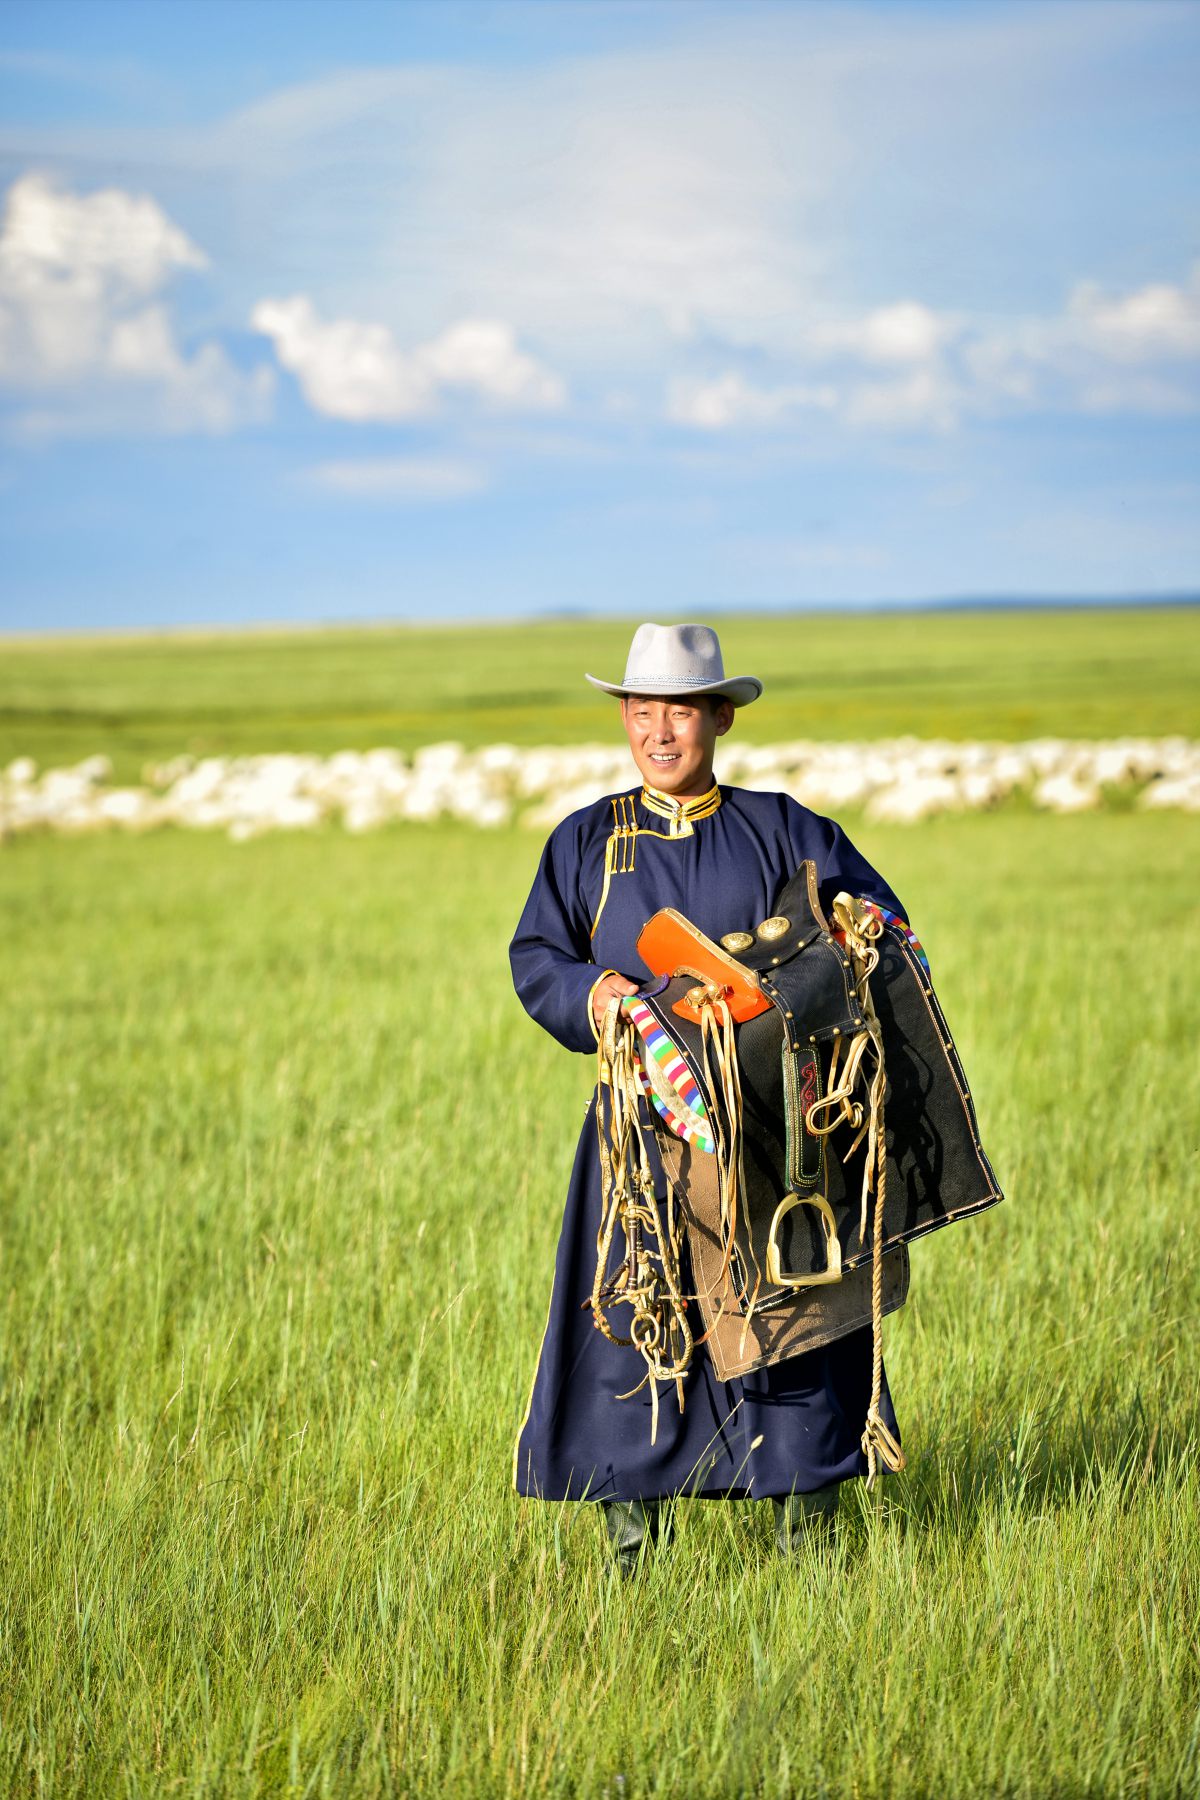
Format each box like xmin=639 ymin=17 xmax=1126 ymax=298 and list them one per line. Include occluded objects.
xmin=592 ymin=971 xmax=639 ymax=1031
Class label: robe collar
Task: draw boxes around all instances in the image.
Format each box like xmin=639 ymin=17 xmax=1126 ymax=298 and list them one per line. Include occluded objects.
xmin=640 ymin=780 xmax=722 ymax=832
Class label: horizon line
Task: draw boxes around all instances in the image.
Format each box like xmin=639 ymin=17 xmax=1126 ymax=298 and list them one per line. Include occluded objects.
xmin=1 ymin=589 xmax=1198 ymax=646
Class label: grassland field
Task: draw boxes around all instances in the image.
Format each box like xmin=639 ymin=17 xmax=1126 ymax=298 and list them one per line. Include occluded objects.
xmin=2 ymin=609 xmax=1199 ymax=1797
xmin=3 ymin=605 xmax=1198 ymax=780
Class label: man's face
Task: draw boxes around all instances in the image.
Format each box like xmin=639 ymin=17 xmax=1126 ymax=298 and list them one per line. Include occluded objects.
xmin=620 ymin=693 xmax=734 ymax=796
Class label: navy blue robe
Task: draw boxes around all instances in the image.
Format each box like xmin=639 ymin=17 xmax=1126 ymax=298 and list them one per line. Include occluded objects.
xmin=509 ymin=782 xmax=905 ymax=1503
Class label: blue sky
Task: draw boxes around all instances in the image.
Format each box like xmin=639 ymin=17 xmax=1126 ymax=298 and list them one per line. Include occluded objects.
xmin=1 ymin=0 xmax=1198 ymax=631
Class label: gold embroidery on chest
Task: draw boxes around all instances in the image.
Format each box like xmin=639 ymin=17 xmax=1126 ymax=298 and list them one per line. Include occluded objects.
xmin=588 ymin=786 xmax=723 ymax=939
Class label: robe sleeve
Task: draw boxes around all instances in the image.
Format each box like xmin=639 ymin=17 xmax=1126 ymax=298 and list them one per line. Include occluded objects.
xmin=801 ymin=807 xmax=931 ymax=971
xmin=509 ymin=817 xmax=608 ymax=1055
xmin=811 ymin=813 xmax=907 ymax=921
xmin=776 ymin=798 xmax=906 ymax=920
xmin=784 ymin=802 xmax=935 ymax=972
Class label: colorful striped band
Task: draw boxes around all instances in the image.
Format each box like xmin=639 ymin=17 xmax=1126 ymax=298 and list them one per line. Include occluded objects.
xmin=621 ymin=995 xmax=715 ymax=1154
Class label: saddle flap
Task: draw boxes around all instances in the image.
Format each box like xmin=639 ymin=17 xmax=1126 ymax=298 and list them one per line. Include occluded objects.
xmin=734 ymin=860 xmax=829 ymax=974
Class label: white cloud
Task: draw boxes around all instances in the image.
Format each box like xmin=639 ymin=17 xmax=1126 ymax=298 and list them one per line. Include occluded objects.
xmin=668 ymin=298 xmax=967 ymax=432
xmin=251 ymin=294 xmax=565 ymax=421
xmin=959 ymin=263 xmax=1200 ymax=418
xmin=668 ymin=372 xmax=838 ymax=429
xmin=0 ymin=171 xmax=272 ymax=432
xmin=667 ymin=297 xmax=966 ymax=433
xmin=809 ymin=301 xmax=958 ymax=365
xmin=2 ymin=9 xmax=1193 ymax=444
xmin=77 ymin=0 xmax=1164 ymax=384
xmin=1067 ymin=264 xmax=1200 ymax=362
xmin=250 ymin=296 xmax=431 ymax=420
xmin=419 ymin=320 xmax=564 ymax=409
xmin=0 ymin=169 xmax=204 ymax=379
xmin=670 ymin=266 xmax=1200 ymax=434
xmin=207 ymin=58 xmax=827 ymax=360
xmin=303 ymin=456 xmax=486 ymax=499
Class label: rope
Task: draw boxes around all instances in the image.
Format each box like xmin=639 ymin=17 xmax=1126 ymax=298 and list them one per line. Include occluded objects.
xmin=829 ymin=898 xmax=907 ymax=1488
xmin=592 ymin=1001 xmax=694 ymax=1441
xmin=696 ymin=988 xmax=761 ymax=1355
xmin=859 ymin=1051 xmax=904 ymax=1485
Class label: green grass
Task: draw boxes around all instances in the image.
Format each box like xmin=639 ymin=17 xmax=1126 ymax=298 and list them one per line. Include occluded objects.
xmin=3 ymin=605 xmax=1198 ymax=780
xmin=3 ymin=810 xmax=1199 ymax=1797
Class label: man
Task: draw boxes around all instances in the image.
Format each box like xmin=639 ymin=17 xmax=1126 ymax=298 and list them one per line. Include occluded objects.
xmin=509 ymin=622 xmax=906 ymax=1572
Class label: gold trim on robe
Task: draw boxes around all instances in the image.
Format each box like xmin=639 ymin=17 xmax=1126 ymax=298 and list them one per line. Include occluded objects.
xmin=589 ymin=783 xmax=723 ymax=937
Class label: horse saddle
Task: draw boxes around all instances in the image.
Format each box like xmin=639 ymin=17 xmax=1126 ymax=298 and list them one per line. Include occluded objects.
xmin=628 ymin=860 xmax=1003 ymax=1380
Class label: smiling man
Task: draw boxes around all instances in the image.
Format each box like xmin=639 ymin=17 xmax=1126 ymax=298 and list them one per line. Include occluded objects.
xmin=509 ymin=622 xmax=908 ymax=1571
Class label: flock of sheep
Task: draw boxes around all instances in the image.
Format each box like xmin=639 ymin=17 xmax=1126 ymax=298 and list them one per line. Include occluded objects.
xmin=2 ymin=736 xmax=1198 ymax=843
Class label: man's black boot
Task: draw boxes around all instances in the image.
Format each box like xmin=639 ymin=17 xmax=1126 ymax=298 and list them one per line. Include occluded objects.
xmin=771 ymin=1482 xmax=839 ymax=1558
xmin=602 ymin=1497 xmax=660 ymax=1575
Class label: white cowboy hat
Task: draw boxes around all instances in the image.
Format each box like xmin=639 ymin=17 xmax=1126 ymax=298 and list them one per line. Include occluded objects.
xmin=585 ymin=621 xmax=763 ymax=708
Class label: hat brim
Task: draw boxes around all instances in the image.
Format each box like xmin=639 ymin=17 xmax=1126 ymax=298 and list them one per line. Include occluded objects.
xmin=585 ymin=673 xmax=762 ymax=707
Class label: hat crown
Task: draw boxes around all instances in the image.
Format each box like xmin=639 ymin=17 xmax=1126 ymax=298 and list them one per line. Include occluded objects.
xmin=583 ymin=620 xmax=762 ymax=706
xmin=622 ymin=622 xmax=726 ymax=691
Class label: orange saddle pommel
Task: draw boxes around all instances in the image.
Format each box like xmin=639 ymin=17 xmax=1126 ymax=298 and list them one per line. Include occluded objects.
xmin=636 ymin=907 xmax=773 ymax=1025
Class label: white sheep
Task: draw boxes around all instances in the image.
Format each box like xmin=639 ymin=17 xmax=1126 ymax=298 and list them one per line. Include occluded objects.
xmin=2 ymin=736 xmax=1198 ymax=843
